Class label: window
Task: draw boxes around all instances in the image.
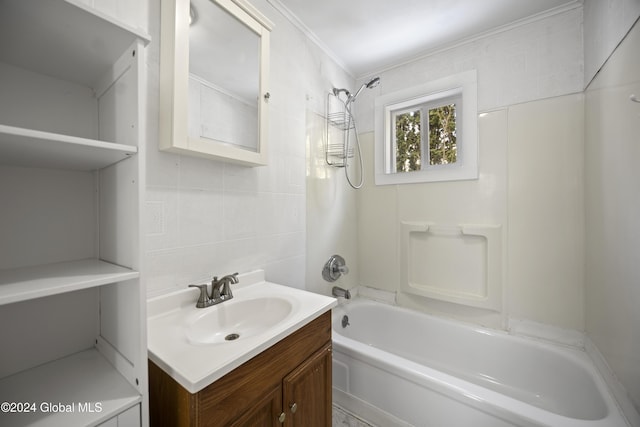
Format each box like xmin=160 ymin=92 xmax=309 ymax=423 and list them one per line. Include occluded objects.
xmin=393 ymin=95 xmax=459 ymax=173
xmin=375 ymin=70 xmax=477 ymax=185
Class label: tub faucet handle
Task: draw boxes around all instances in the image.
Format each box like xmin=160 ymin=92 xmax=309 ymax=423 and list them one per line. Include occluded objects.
xmin=323 ymin=254 xmax=349 ymax=282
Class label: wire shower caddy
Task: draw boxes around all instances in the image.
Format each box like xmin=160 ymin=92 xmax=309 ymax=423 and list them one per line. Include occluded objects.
xmin=325 ymin=92 xmax=355 ymax=167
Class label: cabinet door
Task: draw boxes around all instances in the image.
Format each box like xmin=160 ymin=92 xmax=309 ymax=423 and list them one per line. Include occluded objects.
xmin=282 ymin=342 xmax=332 ymax=427
xmin=230 ymin=385 xmax=281 ymax=427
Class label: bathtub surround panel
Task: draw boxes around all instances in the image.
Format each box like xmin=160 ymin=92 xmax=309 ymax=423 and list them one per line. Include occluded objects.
xmin=507 ymin=93 xmax=585 ymax=331
xmin=400 ymin=222 xmax=503 ymax=311
xmin=348 ymin=8 xmax=583 ymax=330
xmin=585 ymin=17 xmax=640 ymax=413
xmin=357 ymin=110 xmax=508 ymax=327
xmin=357 ymin=95 xmax=584 ymax=330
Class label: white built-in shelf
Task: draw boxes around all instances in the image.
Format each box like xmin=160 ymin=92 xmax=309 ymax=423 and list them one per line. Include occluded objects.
xmin=0 ymin=259 xmax=139 ymax=306
xmin=0 ymin=348 xmax=140 ymax=427
xmin=0 ymin=0 xmax=150 ymax=88
xmin=0 ymin=125 xmax=138 ymax=171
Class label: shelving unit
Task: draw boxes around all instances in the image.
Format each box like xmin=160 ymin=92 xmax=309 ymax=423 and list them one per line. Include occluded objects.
xmin=0 ymin=0 xmax=150 ymax=87
xmin=0 ymin=1 xmax=150 ymax=426
xmin=0 ymin=125 xmax=138 ymax=171
xmin=0 ymin=350 xmax=140 ymax=427
xmin=0 ymin=259 xmax=139 ymax=306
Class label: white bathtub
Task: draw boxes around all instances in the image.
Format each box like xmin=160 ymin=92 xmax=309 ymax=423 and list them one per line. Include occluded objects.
xmin=332 ymin=298 xmax=629 ymax=427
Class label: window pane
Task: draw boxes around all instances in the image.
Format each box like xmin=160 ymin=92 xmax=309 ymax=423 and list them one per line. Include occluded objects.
xmin=428 ymin=104 xmax=457 ymax=165
xmin=395 ymin=109 xmax=421 ymax=172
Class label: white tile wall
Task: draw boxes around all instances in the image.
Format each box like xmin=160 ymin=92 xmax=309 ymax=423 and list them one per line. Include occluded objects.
xmin=305 ymin=110 xmax=360 ymax=297
xmin=144 ymin=0 xmax=353 ymax=296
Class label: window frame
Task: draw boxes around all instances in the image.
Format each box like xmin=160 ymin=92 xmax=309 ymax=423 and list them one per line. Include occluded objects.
xmin=375 ymin=70 xmax=478 ymax=185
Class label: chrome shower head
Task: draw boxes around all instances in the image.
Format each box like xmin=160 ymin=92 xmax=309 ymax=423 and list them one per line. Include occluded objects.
xmin=348 ymin=76 xmax=381 ymax=104
xmin=366 ymin=77 xmax=381 ymax=89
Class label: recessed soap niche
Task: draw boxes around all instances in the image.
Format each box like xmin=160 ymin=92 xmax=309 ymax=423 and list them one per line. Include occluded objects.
xmin=400 ymin=222 xmax=503 ymax=311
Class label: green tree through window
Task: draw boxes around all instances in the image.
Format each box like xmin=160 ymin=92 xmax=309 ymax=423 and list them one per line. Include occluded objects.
xmin=395 ymin=104 xmax=457 ymax=172
xmin=429 ymin=104 xmax=457 ymax=165
xmin=395 ymin=110 xmax=421 ymax=172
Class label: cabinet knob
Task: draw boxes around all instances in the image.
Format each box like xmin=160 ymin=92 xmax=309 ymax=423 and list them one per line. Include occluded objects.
xmin=278 ymin=412 xmax=286 ymax=423
xmin=290 ymin=402 xmax=298 ymax=414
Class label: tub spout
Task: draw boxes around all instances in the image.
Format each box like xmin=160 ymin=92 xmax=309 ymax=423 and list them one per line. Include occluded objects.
xmin=332 ymin=286 xmax=351 ymax=299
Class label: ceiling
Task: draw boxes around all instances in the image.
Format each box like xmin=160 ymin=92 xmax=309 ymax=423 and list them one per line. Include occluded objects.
xmin=270 ymin=0 xmax=579 ymax=77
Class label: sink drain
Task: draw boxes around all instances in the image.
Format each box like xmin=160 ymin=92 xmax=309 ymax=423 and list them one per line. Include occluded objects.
xmin=225 ymin=333 xmax=240 ymax=341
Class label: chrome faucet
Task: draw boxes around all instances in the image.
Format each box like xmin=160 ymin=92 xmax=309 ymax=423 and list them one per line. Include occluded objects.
xmin=332 ymin=286 xmax=351 ymax=299
xmin=189 ymin=272 xmax=238 ymax=308
xmin=212 ymin=273 xmax=238 ymax=299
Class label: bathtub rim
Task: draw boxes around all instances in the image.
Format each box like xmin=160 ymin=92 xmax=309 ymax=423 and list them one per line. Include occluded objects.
xmin=331 ymin=297 xmax=631 ymax=427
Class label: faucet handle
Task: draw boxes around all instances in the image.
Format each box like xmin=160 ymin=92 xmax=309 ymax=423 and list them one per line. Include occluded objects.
xmin=188 ymin=284 xmax=209 ymax=307
xmin=219 ymin=273 xmax=238 ymax=298
xmin=323 ymin=255 xmax=348 ymax=282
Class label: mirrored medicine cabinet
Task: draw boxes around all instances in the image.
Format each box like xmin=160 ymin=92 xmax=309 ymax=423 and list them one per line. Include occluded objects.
xmin=160 ymin=0 xmax=272 ymax=166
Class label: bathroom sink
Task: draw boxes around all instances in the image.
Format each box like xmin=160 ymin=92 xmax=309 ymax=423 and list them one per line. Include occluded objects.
xmin=185 ymin=297 xmax=293 ymax=344
xmin=147 ymin=271 xmax=337 ymax=393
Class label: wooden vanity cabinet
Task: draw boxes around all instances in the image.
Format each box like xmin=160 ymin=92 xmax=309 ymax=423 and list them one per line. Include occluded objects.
xmin=149 ymin=311 xmax=332 ymax=427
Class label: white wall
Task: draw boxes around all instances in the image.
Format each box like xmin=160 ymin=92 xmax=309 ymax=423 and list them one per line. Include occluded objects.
xmin=584 ymin=16 xmax=640 ymax=412
xmin=143 ymin=0 xmax=353 ymax=296
xmin=583 ymin=0 xmax=640 ymax=85
xmin=350 ymin=7 xmax=586 ymax=330
xmin=354 ymin=5 xmax=584 ymax=132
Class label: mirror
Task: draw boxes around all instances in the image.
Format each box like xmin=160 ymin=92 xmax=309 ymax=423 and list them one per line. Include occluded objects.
xmin=160 ymin=0 xmax=272 ymax=166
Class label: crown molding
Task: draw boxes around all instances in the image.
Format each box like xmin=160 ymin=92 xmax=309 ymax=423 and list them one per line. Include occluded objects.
xmin=265 ymin=0 xmax=354 ymax=77
xmin=366 ymin=1 xmax=583 ymax=79
xmin=266 ymin=0 xmax=582 ymax=80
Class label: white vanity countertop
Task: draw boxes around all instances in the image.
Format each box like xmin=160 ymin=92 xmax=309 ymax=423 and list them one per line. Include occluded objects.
xmin=147 ymin=271 xmax=337 ymax=393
